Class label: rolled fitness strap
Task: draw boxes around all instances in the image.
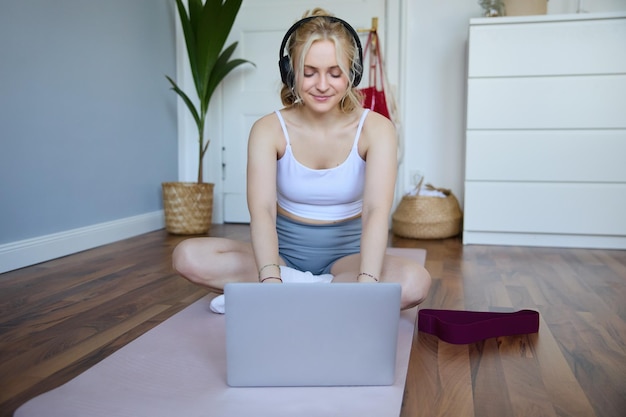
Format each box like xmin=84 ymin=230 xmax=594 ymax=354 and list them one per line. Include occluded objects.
xmin=417 ymin=309 xmax=540 ymax=344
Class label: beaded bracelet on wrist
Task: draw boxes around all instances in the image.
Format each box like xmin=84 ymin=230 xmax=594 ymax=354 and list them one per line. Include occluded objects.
xmin=357 ymin=272 xmax=379 ymax=282
xmin=260 ymin=276 xmax=283 ymax=283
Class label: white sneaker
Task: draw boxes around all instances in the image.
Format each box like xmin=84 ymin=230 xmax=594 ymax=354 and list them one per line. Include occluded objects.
xmin=209 ymin=294 xmax=225 ymax=314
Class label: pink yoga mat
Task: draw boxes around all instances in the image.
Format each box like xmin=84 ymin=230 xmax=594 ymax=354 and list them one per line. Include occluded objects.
xmin=15 ymin=248 xmax=425 ymax=417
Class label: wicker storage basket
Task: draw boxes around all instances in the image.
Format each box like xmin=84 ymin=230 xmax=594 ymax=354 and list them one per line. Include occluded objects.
xmin=392 ymin=183 xmax=462 ymax=239
xmin=162 ymin=182 xmax=214 ymax=235
xmin=503 ymin=0 xmax=547 ymax=16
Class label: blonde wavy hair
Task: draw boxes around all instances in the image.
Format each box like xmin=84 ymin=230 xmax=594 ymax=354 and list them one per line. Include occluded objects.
xmin=280 ymin=8 xmax=363 ymax=112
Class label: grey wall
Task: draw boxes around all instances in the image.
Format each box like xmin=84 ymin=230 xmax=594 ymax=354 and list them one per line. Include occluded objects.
xmin=0 ymin=0 xmax=177 ymax=245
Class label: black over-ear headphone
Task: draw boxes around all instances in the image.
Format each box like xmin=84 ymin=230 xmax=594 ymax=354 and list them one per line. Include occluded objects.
xmin=278 ymin=16 xmax=364 ymax=90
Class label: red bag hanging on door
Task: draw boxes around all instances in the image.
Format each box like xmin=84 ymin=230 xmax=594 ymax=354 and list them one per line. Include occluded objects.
xmin=359 ymin=30 xmax=391 ymax=119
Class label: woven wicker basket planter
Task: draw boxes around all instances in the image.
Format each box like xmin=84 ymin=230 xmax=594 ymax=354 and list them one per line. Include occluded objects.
xmin=162 ymin=182 xmax=214 ymax=235
xmin=392 ymin=184 xmax=463 ymax=239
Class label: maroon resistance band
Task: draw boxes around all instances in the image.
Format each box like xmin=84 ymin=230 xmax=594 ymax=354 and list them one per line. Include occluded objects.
xmin=417 ymin=309 xmax=540 ymax=344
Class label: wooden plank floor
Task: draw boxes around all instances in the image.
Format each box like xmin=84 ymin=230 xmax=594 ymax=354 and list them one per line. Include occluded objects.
xmin=1 ymin=225 xmax=625 ymax=417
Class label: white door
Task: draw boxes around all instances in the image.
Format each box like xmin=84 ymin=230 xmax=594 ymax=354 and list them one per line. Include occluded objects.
xmin=220 ymin=0 xmax=389 ymax=223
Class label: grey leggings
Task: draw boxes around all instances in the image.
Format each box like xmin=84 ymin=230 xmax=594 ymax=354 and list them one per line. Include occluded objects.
xmin=276 ymin=214 xmax=362 ymax=275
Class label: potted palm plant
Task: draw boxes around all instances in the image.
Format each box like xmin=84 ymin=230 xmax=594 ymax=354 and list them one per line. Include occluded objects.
xmin=163 ymin=0 xmax=253 ymax=234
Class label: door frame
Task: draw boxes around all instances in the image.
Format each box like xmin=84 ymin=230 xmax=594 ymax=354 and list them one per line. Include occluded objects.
xmin=174 ymin=0 xmax=407 ymax=223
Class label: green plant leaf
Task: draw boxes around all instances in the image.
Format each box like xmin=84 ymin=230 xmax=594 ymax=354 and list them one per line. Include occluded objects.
xmin=175 ymin=0 xmax=200 ymax=88
xmin=188 ymin=0 xmax=203 ymax=22
xmin=212 ymin=0 xmax=243 ymax=57
xmin=166 ymin=75 xmax=201 ymax=129
xmin=205 ymin=58 xmax=250 ymax=107
xmin=204 ymin=42 xmax=253 ymax=105
xmin=195 ymin=0 xmax=243 ymax=108
xmin=193 ymin=1 xmax=213 ymax=102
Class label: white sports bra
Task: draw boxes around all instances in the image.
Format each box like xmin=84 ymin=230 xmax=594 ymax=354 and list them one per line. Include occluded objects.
xmin=275 ymin=109 xmax=369 ymax=221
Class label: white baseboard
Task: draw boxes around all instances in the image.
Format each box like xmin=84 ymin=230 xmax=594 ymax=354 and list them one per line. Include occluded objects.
xmin=0 ymin=211 xmax=165 ymax=274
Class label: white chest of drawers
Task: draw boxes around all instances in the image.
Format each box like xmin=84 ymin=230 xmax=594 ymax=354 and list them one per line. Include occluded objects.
xmin=463 ymin=12 xmax=626 ymax=248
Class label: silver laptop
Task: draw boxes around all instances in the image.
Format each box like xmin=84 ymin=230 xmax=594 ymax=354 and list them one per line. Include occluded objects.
xmin=224 ymin=282 xmax=401 ymax=387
